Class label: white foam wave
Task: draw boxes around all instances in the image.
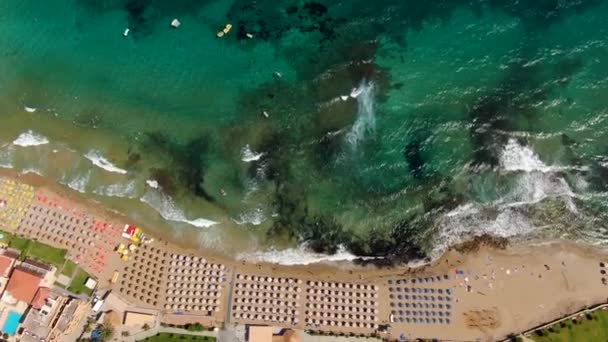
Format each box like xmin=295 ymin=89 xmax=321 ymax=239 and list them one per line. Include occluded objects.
xmin=238 ymin=244 xmax=373 ymax=266
xmin=0 ymin=146 xmax=14 ymax=169
xmin=434 ymin=138 xmax=582 ymax=256
xmin=84 ymin=150 xmax=128 ymax=174
xmin=140 ymin=190 xmax=218 ymax=228
xmin=12 ymin=130 xmax=49 ymax=147
xmin=93 ymin=180 xmax=138 ymax=198
xmin=433 ymin=204 xmax=534 ymax=258
xmin=504 ymin=172 xmax=576 ymax=209
xmin=146 ymin=179 xmax=159 ymax=189
xmin=499 ymin=138 xmax=578 ymax=210
xmin=346 ymin=81 xmax=375 ymax=147
xmin=241 ymin=145 xmax=265 ymax=162
xmin=64 ymin=173 xmax=90 ymax=193
xmin=500 ymin=138 xmax=550 ymax=172
xmin=21 ymin=167 xmax=44 ymax=176
xmin=233 ymin=208 xmax=266 ymax=226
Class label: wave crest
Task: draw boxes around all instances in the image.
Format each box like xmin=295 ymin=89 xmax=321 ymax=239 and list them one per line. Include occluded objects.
xmin=13 ymin=130 xmax=49 ymax=147
xmin=140 ymin=190 xmax=218 ymax=228
xmin=237 ymin=244 xmax=373 ymax=266
xmin=84 ymin=150 xmax=128 ymax=174
xmin=241 ymin=144 xmax=265 ymax=162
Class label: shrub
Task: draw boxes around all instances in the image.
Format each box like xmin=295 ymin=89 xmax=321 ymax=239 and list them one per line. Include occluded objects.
xmin=186 ymin=323 xmax=204 ymax=332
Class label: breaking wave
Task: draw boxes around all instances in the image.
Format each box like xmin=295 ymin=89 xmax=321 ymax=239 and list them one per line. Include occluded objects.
xmin=146 ymin=179 xmax=159 ymax=189
xmin=233 ymin=207 xmax=266 ymax=226
xmin=93 ymin=180 xmax=138 ymax=198
xmin=63 ymin=172 xmax=90 ymax=194
xmin=84 ymin=150 xmax=128 ymax=174
xmin=241 ymin=145 xmax=265 ymax=162
xmin=433 ymin=138 xmax=579 ymax=257
xmin=237 ymin=244 xmax=375 ymax=266
xmin=21 ymin=167 xmax=44 ymax=176
xmin=12 ymin=130 xmax=49 ymax=147
xmin=140 ymin=190 xmax=218 ymax=228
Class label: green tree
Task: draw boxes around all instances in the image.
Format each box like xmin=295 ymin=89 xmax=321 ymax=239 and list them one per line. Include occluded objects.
xmin=186 ymin=323 xmax=204 ymax=331
xmin=98 ymin=324 xmax=114 ymax=341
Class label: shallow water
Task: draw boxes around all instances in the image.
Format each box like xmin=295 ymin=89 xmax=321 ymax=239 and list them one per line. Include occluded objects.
xmin=1 ymin=0 xmax=608 ymax=262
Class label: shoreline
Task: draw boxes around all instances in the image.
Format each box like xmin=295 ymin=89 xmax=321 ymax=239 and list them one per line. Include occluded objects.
xmin=1 ymin=169 xmax=608 ymax=341
xmin=2 ymin=166 xmax=605 ymax=274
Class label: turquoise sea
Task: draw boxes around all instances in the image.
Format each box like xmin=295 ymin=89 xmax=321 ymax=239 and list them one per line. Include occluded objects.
xmin=1 ymin=0 xmax=608 ymax=263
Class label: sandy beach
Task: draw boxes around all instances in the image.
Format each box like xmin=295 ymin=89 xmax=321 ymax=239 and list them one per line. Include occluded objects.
xmin=1 ymin=168 xmax=607 ymax=341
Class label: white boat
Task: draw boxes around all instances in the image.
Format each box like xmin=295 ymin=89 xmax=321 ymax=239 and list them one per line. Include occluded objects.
xmin=123 ymin=28 xmax=130 ymax=37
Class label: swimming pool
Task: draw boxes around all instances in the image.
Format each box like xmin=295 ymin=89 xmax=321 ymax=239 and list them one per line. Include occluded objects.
xmin=2 ymin=311 xmax=22 ymax=335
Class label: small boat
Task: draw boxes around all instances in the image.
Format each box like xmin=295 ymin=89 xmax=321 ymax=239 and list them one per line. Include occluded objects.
xmin=24 ymin=106 xmax=36 ymax=113
xmin=171 ymin=18 xmax=181 ymax=28
xmin=217 ymin=23 xmax=232 ymax=38
xmin=246 ymin=33 xmax=254 ymax=39
xmin=262 ymin=111 xmax=269 ymax=118
xmin=123 ymin=28 xmax=130 ymax=37
xmin=219 ymin=188 xmax=226 ymax=196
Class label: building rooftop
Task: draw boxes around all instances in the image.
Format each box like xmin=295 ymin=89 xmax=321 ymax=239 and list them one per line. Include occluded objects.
xmin=0 ymin=254 xmax=15 ymax=277
xmin=31 ymin=287 xmax=51 ymax=310
xmin=5 ymin=267 xmax=42 ymax=304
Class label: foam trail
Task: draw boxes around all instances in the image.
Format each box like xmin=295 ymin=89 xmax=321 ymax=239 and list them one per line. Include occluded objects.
xmin=237 ymin=244 xmax=375 ymax=266
xmin=65 ymin=172 xmax=90 ymax=194
xmin=84 ymin=150 xmax=128 ymax=174
xmin=140 ymin=190 xmax=218 ymax=228
xmin=233 ymin=207 xmax=266 ymax=226
xmin=241 ymin=145 xmax=265 ymax=162
xmin=12 ymin=130 xmax=49 ymax=147
xmin=21 ymin=167 xmax=44 ymax=176
xmin=93 ymin=180 xmax=138 ymax=198
xmin=346 ymin=81 xmax=375 ymax=147
xmin=0 ymin=146 xmax=14 ymax=168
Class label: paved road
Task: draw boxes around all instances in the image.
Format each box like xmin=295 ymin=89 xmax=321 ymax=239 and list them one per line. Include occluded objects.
xmin=225 ymin=269 xmax=237 ymax=324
